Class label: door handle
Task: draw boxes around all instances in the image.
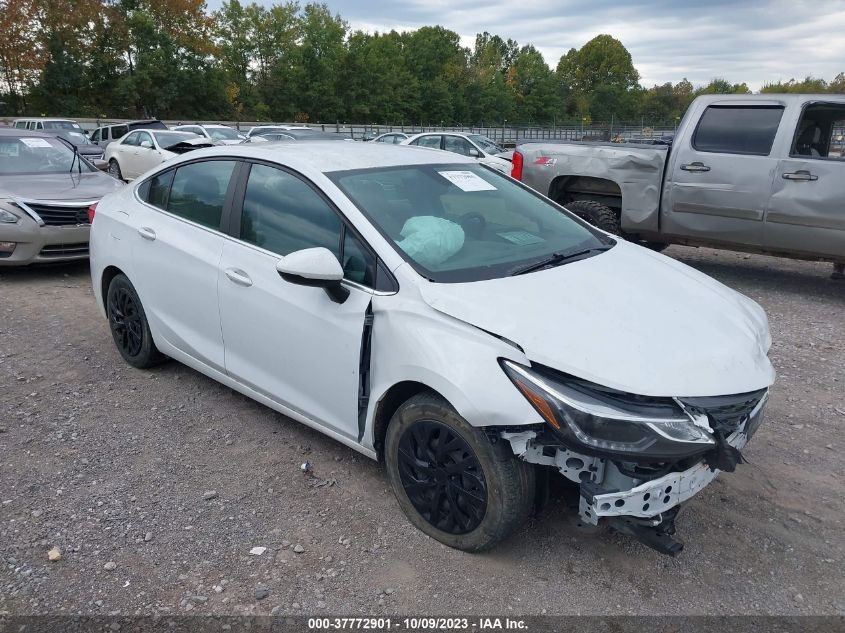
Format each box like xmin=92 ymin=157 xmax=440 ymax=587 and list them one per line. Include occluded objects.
xmin=224 ymin=268 xmax=253 ymax=287
xmin=680 ymin=162 xmax=711 ymax=172
xmin=137 ymin=226 xmax=156 ymax=241
xmin=782 ymin=170 xmax=818 ymax=182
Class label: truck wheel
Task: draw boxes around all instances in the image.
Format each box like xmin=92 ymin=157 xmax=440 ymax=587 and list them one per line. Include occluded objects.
xmin=565 ymin=200 xmax=621 ymax=236
xmin=385 ymin=392 xmax=535 ymax=552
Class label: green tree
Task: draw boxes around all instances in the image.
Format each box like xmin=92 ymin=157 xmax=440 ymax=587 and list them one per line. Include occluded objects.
xmin=556 ymin=34 xmax=640 ymax=120
xmin=507 ymin=45 xmax=557 ymax=124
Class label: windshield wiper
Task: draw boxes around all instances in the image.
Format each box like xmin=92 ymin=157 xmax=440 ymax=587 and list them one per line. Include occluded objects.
xmin=69 ymin=144 xmax=80 ymax=174
xmin=509 ymin=244 xmax=613 ymax=276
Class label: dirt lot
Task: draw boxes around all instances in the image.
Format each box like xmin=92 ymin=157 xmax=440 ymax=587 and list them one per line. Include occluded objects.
xmin=0 ymin=246 xmax=843 ymax=617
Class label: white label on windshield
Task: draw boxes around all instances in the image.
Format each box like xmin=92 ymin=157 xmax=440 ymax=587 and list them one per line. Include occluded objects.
xmin=20 ymin=137 xmax=53 ymax=148
xmin=438 ymin=170 xmax=496 ymax=192
xmin=498 ymin=230 xmax=545 ymax=245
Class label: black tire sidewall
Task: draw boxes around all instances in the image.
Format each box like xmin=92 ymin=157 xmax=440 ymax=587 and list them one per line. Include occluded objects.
xmin=106 ymin=274 xmax=161 ymax=369
xmin=385 ymin=394 xmax=532 ymax=552
xmin=108 ymin=159 xmax=122 ymax=180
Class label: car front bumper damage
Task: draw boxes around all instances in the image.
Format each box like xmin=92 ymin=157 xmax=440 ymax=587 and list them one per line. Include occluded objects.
xmin=503 ymin=394 xmax=767 ymax=555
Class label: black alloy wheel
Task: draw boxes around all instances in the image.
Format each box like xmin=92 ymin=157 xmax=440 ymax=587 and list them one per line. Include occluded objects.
xmin=397 ymin=419 xmax=488 ymax=534
xmin=106 ymin=274 xmax=166 ymax=369
xmin=108 ymin=285 xmax=143 ymax=358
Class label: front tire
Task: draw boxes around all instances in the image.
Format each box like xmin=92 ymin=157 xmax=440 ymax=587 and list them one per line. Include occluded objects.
xmin=565 ymin=199 xmax=621 ymax=236
xmin=106 ymin=274 xmax=165 ymax=369
xmin=108 ymin=159 xmax=123 ymax=181
xmin=385 ymin=393 xmax=535 ymax=552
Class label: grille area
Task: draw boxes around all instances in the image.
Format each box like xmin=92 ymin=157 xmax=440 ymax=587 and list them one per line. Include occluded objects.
xmin=39 ymin=242 xmax=89 ymax=258
xmin=27 ymin=203 xmax=91 ymax=226
xmin=681 ymin=389 xmax=767 ymax=435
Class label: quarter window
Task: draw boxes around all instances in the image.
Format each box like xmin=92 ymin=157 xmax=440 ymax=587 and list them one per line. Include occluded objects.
xmin=692 ymin=106 xmax=784 ymax=155
xmin=167 ymin=160 xmax=237 ymax=229
xmin=140 ymin=169 xmax=175 ymax=209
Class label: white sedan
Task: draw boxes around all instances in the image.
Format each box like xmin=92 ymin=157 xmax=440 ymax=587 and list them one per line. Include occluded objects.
xmin=89 ymin=142 xmax=774 ymax=554
xmin=401 ymin=132 xmax=513 ymax=173
xmin=104 ymin=129 xmax=212 ymax=181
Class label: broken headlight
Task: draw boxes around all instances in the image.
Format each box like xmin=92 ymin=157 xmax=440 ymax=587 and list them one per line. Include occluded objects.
xmin=501 ymin=360 xmax=715 ymax=461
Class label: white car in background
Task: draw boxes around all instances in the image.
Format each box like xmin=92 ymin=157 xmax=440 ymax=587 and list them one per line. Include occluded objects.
xmin=245 ymin=125 xmax=311 ymax=139
xmin=172 ymin=124 xmax=246 ymax=145
xmin=402 ymin=132 xmax=513 ymax=173
xmin=89 ymin=142 xmax=773 ymax=555
xmin=104 ymin=129 xmax=213 ymax=181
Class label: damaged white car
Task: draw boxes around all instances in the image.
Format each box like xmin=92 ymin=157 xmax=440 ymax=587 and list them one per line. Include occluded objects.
xmin=89 ymin=142 xmax=775 ymax=555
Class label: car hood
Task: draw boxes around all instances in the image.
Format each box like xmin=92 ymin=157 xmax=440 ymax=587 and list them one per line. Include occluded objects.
xmin=0 ymin=172 xmax=123 ymax=201
xmin=418 ymin=241 xmax=774 ymax=398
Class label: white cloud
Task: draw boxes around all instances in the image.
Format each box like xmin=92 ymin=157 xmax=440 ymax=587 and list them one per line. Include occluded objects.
xmin=208 ymin=0 xmax=845 ymax=90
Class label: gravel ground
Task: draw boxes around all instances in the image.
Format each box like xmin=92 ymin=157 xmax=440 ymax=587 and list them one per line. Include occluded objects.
xmin=0 ymin=246 xmax=843 ymax=617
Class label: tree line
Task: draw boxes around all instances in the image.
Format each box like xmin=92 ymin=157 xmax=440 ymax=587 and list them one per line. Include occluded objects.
xmin=1 ymin=0 xmax=843 ymax=125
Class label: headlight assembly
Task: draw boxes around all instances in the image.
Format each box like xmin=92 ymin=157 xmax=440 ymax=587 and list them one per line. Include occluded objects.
xmin=501 ymin=360 xmax=715 ymax=461
xmin=0 ymin=208 xmax=19 ymax=224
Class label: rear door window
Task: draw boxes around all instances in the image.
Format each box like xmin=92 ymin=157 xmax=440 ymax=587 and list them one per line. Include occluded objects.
xmin=693 ymin=106 xmax=784 ymax=155
xmin=413 ymin=135 xmax=443 ymax=150
xmin=444 ymin=135 xmax=474 ymax=156
xmin=111 ymin=125 xmax=129 ymax=139
xmin=166 ymin=160 xmax=237 ymax=230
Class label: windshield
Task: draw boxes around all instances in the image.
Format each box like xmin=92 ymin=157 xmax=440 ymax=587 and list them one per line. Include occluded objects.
xmin=468 ymin=134 xmax=504 ymax=154
xmin=43 ymin=120 xmax=82 ymax=131
xmin=329 ymin=163 xmax=608 ymax=282
xmin=152 ymin=131 xmax=199 ymax=148
xmin=56 ymin=131 xmax=90 ymax=145
xmin=206 ymin=127 xmax=242 ymax=141
xmin=0 ymin=135 xmax=94 ymax=174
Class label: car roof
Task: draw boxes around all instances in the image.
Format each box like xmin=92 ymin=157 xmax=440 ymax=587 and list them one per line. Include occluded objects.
xmin=185 ymin=140 xmax=476 ymax=173
xmin=13 ymin=117 xmax=76 ymax=122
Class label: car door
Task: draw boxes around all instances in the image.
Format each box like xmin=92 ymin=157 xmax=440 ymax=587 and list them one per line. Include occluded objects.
xmin=663 ymin=102 xmax=785 ymax=247
xmin=131 ymin=131 xmax=159 ymax=178
xmin=218 ymin=161 xmax=375 ymax=441
xmin=131 ymin=158 xmax=240 ymax=372
xmin=112 ymin=132 xmax=139 ymax=177
xmin=765 ymin=100 xmax=845 ymax=259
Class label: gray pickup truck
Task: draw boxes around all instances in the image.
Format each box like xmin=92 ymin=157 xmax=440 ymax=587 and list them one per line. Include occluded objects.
xmin=512 ymin=94 xmax=845 ymax=269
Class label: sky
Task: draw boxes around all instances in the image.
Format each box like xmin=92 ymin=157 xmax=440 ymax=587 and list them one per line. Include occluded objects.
xmin=206 ymin=0 xmax=845 ymax=91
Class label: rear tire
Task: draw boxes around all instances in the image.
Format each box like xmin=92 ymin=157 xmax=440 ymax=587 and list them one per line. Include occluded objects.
xmin=565 ymin=199 xmax=621 ymax=236
xmin=108 ymin=159 xmax=123 ymax=181
xmin=106 ymin=274 xmax=166 ymax=369
xmin=385 ymin=392 xmax=535 ymax=552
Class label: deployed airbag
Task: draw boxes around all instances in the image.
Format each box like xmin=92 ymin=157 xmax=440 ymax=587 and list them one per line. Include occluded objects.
xmin=397 ymin=216 xmax=464 ymax=268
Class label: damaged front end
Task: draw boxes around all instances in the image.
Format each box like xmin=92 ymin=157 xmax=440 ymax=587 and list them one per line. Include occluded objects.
xmin=500 ymin=360 xmax=768 ymax=556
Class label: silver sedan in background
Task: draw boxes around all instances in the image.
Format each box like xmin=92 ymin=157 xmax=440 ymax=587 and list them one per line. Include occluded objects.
xmin=0 ymin=129 xmax=123 ymax=265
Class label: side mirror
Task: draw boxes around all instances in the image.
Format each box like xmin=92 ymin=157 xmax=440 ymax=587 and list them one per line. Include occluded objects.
xmin=92 ymin=159 xmax=109 ymax=172
xmin=469 ymin=147 xmax=481 ymax=158
xmin=140 ymin=140 xmax=153 ymax=149
xmin=276 ymin=247 xmax=349 ymax=304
